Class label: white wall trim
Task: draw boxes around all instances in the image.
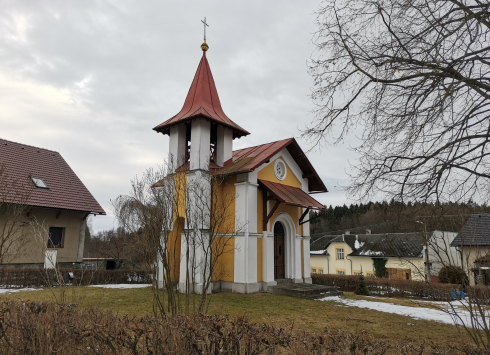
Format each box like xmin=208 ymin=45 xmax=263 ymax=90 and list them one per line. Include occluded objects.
xmin=272 ymin=212 xmax=300 ymax=280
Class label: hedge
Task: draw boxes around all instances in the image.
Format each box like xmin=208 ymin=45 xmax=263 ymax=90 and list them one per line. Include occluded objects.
xmin=0 ymin=268 xmax=151 ymax=288
xmin=0 ymin=299 xmax=486 ymax=354
xmin=312 ymin=274 xmax=463 ymax=301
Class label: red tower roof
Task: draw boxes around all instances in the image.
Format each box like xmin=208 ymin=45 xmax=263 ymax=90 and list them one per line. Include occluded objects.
xmin=153 ymin=48 xmax=250 ymax=139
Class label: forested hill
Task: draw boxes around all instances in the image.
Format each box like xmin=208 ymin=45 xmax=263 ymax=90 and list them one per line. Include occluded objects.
xmin=309 ymin=200 xmax=490 ymax=238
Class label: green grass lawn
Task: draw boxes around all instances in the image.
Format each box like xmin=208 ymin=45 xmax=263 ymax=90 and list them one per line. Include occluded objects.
xmin=0 ymin=286 xmax=473 ymax=346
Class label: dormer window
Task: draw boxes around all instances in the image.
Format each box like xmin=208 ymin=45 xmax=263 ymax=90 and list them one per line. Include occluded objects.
xmin=30 ymin=176 xmax=48 ymax=189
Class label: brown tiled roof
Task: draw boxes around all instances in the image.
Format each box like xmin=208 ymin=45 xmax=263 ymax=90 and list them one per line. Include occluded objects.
xmin=258 ymin=179 xmax=326 ymax=211
xmin=153 ymin=50 xmax=250 ymax=139
xmin=0 ymin=138 xmax=105 ymax=214
xmin=217 ymin=138 xmax=327 ymax=193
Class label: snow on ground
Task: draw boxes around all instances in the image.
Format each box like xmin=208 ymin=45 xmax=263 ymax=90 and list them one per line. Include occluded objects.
xmin=319 ymin=295 xmax=475 ymax=327
xmin=88 ymin=284 xmax=151 ymax=289
xmin=0 ymin=288 xmax=41 ymax=295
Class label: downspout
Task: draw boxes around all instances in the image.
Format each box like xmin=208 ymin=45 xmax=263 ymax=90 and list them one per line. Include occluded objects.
xmin=326 ymin=254 xmax=329 ymax=274
xmin=346 ymin=234 xmax=357 ymax=275
xmin=346 ymin=254 xmax=353 ymax=275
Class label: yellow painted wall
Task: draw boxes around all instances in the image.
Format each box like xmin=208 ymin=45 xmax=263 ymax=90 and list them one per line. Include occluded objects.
xmin=257 ymin=187 xmax=264 ymax=233
xmin=310 ymin=255 xmax=329 ymax=274
xmin=385 ymin=257 xmax=425 ymax=281
xmin=269 ymin=203 xmax=298 ymax=232
xmin=168 ymin=217 xmax=183 ymax=281
xmin=213 ymin=175 xmax=237 ymax=234
xmin=257 ymin=237 xmax=263 ymax=282
xmin=462 ymin=246 xmax=490 ymax=285
xmin=257 ymin=156 xmax=302 ymax=188
xmin=325 ymin=242 xmax=354 ymax=274
xmin=310 ymin=242 xmax=425 ymax=281
xmin=175 ymin=171 xmax=187 ymax=218
xmin=212 ymin=236 xmax=235 ymax=282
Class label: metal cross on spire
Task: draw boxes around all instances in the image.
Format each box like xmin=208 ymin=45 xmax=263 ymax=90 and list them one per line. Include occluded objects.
xmin=201 ymin=17 xmax=209 ymax=40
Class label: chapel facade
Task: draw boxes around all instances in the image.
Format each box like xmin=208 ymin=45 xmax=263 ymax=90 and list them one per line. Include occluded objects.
xmin=153 ymin=40 xmax=328 ymax=294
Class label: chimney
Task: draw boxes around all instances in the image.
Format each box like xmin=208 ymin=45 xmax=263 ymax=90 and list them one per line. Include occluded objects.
xmin=345 ymin=230 xmax=350 ymax=235
xmin=365 ymin=229 xmax=371 ymax=235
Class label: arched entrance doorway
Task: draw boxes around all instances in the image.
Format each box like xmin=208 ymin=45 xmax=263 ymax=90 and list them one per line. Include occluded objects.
xmin=274 ymin=222 xmax=285 ymax=279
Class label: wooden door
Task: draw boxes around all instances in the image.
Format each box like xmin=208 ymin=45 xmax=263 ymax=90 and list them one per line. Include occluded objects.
xmin=274 ymin=222 xmax=285 ymax=279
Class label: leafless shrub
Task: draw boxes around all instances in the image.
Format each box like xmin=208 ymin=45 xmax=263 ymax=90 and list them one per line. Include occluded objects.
xmin=312 ymin=274 xmax=463 ymax=300
xmin=112 ymin=157 xmax=241 ymax=316
xmin=0 ymin=299 xmax=486 ymax=354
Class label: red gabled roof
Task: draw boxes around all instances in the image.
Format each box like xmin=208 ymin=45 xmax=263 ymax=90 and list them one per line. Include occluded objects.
xmin=258 ymin=179 xmax=327 ymax=211
xmin=153 ymin=49 xmax=250 ymax=139
xmin=216 ymin=138 xmax=328 ymax=193
xmin=0 ymin=138 xmax=105 ymax=214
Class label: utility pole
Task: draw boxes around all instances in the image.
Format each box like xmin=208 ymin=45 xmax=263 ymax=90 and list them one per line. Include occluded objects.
xmin=416 ymin=220 xmax=430 ymax=283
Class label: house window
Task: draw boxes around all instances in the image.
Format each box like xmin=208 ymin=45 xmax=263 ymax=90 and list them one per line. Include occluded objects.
xmin=30 ymin=176 xmax=48 ymax=189
xmin=336 ymin=248 xmax=344 ymax=260
xmin=319 ymin=269 xmax=323 ymax=274
xmin=367 ymin=272 xmax=374 ymax=277
xmin=354 ymin=270 xmax=361 ymax=276
xmin=311 ymin=268 xmax=317 ymax=274
xmin=337 ymin=270 xmax=345 ymax=275
xmin=48 ymin=227 xmax=64 ymax=248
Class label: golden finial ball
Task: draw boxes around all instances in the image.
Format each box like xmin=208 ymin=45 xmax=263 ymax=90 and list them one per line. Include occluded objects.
xmin=201 ymin=41 xmax=209 ymax=51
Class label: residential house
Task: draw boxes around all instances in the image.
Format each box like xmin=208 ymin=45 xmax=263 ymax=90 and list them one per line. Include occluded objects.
xmin=0 ymin=138 xmax=105 ymax=268
xmin=310 ymin=232 xmax=425 ymax=281
xmin=426 ymin=230 xmax=460 ymax=282
xmin=451 ymin=212 xmax=490 ymax=285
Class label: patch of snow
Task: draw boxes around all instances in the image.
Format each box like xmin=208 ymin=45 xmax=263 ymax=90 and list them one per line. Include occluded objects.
xmin=88 ymin=284 xmax=151 ymax=289
xmin=0 ymin=288 xmax=41 ymax=295
xmin=319 ymin=295 xmax=477 ymax=327
xmin=310 ymin=250 xmax=325 ymax=255
xmin=358 ymin=250 xmax=384 ymax=256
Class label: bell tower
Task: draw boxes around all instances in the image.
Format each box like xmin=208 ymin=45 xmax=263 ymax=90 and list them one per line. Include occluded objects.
xmin=153 ymin=35 xmax=250 ymax=293
xmin=153 ymin=40 xmax=249 ymax=170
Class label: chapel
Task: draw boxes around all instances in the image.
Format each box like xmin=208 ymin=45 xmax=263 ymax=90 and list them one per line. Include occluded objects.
xmin=153 ymin=38 xmax=328 ymax=294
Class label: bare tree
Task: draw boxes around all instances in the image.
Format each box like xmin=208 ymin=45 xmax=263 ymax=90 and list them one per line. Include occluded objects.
xmin=305 ymin=0 xmax=490 ymax=203
xmin=85 ymin=229 xmax=135 ymax=269
xmin=0 ymin=164 xmax=33 ymax=266
xmin=113 ymin=158 xmax=239 ymax=316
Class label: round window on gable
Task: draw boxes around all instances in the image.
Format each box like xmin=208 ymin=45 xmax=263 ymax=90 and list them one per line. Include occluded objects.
xmin=274 ymin=159 xmax=287 ymax=181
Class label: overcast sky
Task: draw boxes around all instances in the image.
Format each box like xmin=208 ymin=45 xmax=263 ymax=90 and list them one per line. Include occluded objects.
xmin=0 ymin=0 xmax=359 ymax=232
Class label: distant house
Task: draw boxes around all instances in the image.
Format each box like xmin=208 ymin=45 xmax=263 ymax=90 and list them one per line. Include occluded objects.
xmin=310 ymin=232 xmax=425 ymax=281
xmin=426 ymin=230 xmax=460 ymax=283
xmin=0 ymin=138 xmax=105 ymax=268
xmin=451 ymin=212 xmax=490 ymax=285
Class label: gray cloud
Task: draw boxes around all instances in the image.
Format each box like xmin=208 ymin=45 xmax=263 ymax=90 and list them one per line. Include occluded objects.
xmin=0 ymin=0 xmax=359 ymax=232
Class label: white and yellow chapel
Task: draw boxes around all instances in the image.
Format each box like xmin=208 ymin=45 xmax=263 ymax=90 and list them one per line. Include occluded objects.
xmin=154 ymin=38 xmax=328 ymax=294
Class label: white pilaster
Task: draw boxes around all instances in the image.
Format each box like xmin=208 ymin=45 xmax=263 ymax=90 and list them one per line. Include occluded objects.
xmin=190 ymin=120 xmax=211 ymax=171
xmin=178 ymin=230 xmax=211 ymax=294
xmin=234 ymin=235 xmax=246 ymax=283
xmin=169 ymin=125 xmax=187 ymax=167
xmin=262 ymin=231 xmax=276 ymax=286
xmin=303 ymin=237 xmax=312 ymax=283
xmin=292 ymin=235 xmax=303 ymax=282
xmin=216 ymin=126 xmax=233 ymax=166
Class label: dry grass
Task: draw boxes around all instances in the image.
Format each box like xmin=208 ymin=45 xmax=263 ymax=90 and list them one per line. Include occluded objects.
xmin=0 ymin=287 xmax=476 ymax=346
